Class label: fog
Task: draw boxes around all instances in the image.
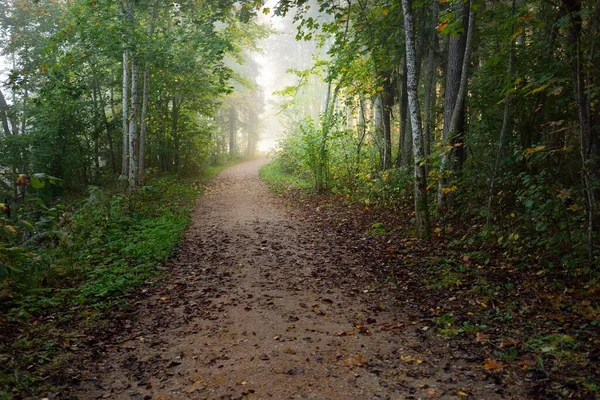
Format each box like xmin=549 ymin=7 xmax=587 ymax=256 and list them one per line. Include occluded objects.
xmin=253 ymin=0 xmax=325 ymax=152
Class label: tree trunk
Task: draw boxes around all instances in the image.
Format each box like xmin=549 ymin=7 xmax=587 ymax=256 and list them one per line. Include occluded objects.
xmin=423 ymin=0 xmax=439 ymax=158
xmin=373 ymin=94 xmax=384 ymax=168
xmin=139 ymin=2 xmax=158 ymax=184
xmin=397 ymin=60 xmax=408 ymax=167
xmin=486 ymin=0 xmax=516 ymax=227
xmin=562 ymin=0 xmax=599 ymax=265
xmin=128 ymin=55 xmax=140 ymax=189
xmin=437 ymin=1 xmax=474 ymax=216
xmin=97 ymin=78 xmax=117 ymax=174
xmin=122 ymin=49 xmax=130 ymax=179
xmin=0 ymin=89 xmax=12 ymax=136
xmin=172 ymin=97 xmax=181 ymax=172
xmin=229 ymin=106 xmax=237 ymax=155
xmin=402 ymin=0 xmax=431 ymax=239
xmin=382 ymin=72 xmax=394 ymax=170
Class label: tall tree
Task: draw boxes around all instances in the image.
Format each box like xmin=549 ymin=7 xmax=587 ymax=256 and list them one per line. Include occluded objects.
xmin=402 ymin=0 xmax=431 ymax=239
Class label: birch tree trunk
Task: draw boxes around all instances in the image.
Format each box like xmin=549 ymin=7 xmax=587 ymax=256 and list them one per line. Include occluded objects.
xmin=121 ymin=50 xmax=129 ymax=178
xmin=128 ymin=55 xmax=140 ymax=189
xmin=402 ymin=0 xmax=431 ymax=239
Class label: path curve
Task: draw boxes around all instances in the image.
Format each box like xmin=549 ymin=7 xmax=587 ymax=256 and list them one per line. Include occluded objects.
xmin=75 ymin=159 xmax=509 ymax=399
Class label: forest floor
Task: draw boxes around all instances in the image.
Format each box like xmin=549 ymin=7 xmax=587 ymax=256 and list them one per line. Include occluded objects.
xmin=55 ymin=158 xmax=597 ymax=399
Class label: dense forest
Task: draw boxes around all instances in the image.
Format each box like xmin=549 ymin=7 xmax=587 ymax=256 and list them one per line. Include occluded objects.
xmin=271 ymin=0 xmax=599 ymax=268
xmin=0 ymin=0 xmax=599 ymax=398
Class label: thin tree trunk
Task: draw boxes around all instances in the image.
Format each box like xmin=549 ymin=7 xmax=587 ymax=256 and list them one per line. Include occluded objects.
xmin=397 ymin=60 xmax=408 ymax=167
xmin=562 ymin=0 xmax=599 ymax=265
xmin=423 ymin=0 xmax=439 ymax=158
xmin=172 ymin=97 xmax=181 ymax=172
xmin=486 ymin=0 xmax=516 ymax=227
xmin=122 ymin=49 xmax=129 ymax=178
xmin=229 ymin=106 xmax=237 ymax=155
xmin=139 ymin=2 xmax=158 ymax=184
xmin=374 ymin=94 xmax=384 ymax=169
xmin=128 ymin=55 xmax=140 ymax=189
xmin=402 ymin=0 xmax=431 ymax=239
xmin=97 ymin=79 xmax=118 ymax=174
xmin=0 ymin=89 xmax=12 ymax=136
xmin=437 ymin=1 xmax=475 ymax=215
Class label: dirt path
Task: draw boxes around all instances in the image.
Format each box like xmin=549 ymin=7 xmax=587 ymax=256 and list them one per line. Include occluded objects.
xmin=73 ymin=159 xmax=514 ymax=399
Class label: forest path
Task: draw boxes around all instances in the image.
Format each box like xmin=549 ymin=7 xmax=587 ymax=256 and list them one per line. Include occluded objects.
xmin=74 ymin=159 xmax=510 ymax=400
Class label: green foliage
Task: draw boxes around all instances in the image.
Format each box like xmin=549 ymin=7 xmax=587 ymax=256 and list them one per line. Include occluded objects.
xmin=259 ymin=159 xmax=312 ymax=193
xmin=0 ymin=171 xmax=219 ymax=316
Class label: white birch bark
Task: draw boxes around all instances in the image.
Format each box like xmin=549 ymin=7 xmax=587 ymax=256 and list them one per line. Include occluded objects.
xmin=402 ymin=0 xmax=431 ymax=239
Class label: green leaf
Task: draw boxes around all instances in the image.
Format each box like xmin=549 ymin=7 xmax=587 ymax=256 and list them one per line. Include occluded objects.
xmin=31 ymin=176 xmax=46 ymax=189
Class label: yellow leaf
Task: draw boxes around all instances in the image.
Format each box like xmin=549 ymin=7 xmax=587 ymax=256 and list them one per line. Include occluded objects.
xmin=5 ymin=225 xmax=17 ymax=233
xmin=160 ymin=296 xmax=168 ymax=301
xmin=441 ymin=185 xmax=458 ymax=194
xmin=511 ymin=26 xmax=524 ymax=41
xmin=527 ymin=83 xmax=550 ymax=96
xmin=0 ymin=203 xmax=7 ymax=212
xmin=524 ymin=145 xmax=546 ymax=154
xmin=400 ymin=355 xmax=423 ymax=364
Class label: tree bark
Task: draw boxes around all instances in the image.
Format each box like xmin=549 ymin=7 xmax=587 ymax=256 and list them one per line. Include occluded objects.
xmin=128 ymin=55 xmax=140 ymax=189
xmin=423 ymin=0 xmax=439 ymax=158
xmin=402 ymin=0 xmax=431 ymax=239
xmin=397 ymin=60 xmax=408 ymax=167
xmin=229 ymin=106 xmax=237 ymax=155
xmin=437 ymin=1 xmax=474 ymax=216
xmin=0 ymin=89 xmax=12 ymax=136
xmin=121 ymin=51 xmax=130 ymax=178
xmin=139 ymin=2 xmax=158 ymax=184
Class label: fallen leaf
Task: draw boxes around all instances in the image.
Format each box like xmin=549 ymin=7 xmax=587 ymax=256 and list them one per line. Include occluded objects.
xmin=483 ymin=358 xmax=504 ymax=372
xmin=343 ymin=354 xmax=368 ymax=366
xmin=476 ymin=332 xmax=490 ymax=343
xmin=400 ymin=355 xmax=423 ymax=364
xmin=499 ymin=337 xmax=520 ymax=348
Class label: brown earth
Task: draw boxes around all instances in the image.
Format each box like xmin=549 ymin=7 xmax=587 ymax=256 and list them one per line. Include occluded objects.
xmin=70 ymin=159 xmax=522 ymax=400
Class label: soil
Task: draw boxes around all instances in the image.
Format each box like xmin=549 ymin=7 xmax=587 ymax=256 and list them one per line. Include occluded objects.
xmin=70 ymin=158 xmax=524 ymax=399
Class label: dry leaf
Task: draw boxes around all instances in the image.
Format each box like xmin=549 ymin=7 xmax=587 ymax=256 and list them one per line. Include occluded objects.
xmin=483 ymin=358 xmax=504 ymax=372
xmin=476 ymin=332 xmax=490 ymax=343
xmin=499 ymin=337 xmax=520 ymax=348
xmin=400 ymin=355 xmax=423 ymax=364
xmin=343 ymin=354 xmax=368 ymax=366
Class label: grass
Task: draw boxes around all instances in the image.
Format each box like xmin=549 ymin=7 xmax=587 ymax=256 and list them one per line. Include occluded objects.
xmin=259 ymin=159 xmax=312 ymax=193
xmin=0 ymin=164 xmax=227 ymax=399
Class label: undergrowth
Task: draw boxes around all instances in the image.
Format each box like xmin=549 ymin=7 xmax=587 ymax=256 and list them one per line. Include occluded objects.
xmin=259 ymin=159 xmax=312 ymax=193
xmin=0 ymin=165 xmax=225 ymax=399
